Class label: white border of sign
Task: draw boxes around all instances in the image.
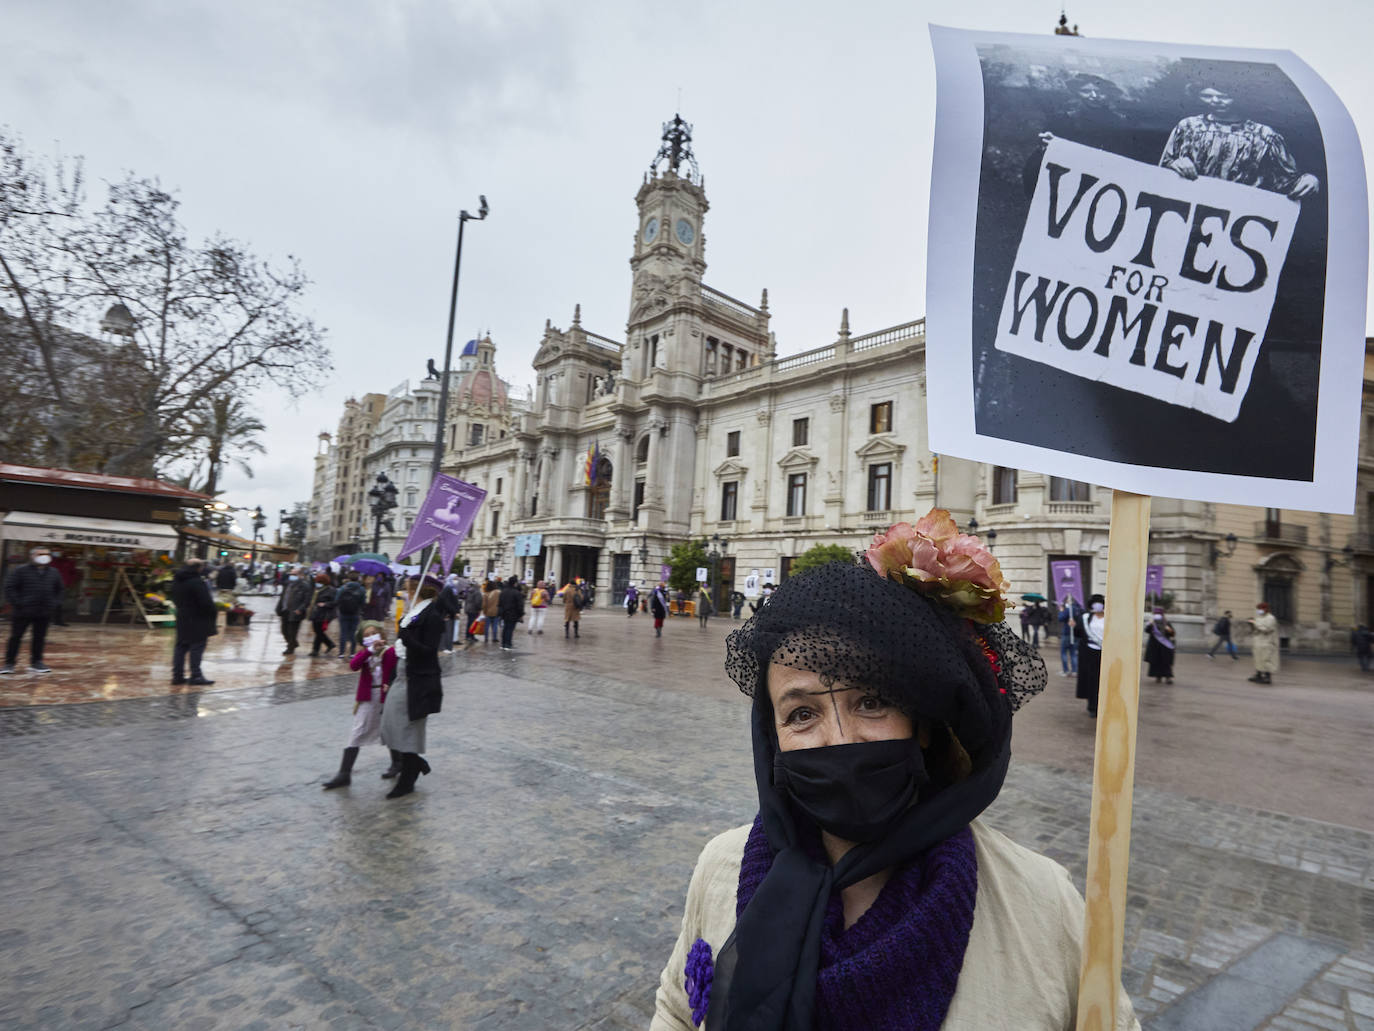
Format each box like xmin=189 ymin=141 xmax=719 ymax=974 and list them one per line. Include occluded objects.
xmin=926 ymin=25 xmax=1368 ymax=514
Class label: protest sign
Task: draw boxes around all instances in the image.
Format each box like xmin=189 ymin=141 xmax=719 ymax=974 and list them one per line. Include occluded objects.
xmin=695 ymin=567 xmax=708 ymax=583
xmin=929 ymin=27 xmax=1367 ymax=1030
xmin=1145 ymin=564 xmax=1165 ymax=597
xmin=1051 ymin=559 xmax=1085 ymax=605
xmin=928 ymin=26 xmax=1367 ymax=513
xmin=397 ymin=475 xmax=487 ymax=574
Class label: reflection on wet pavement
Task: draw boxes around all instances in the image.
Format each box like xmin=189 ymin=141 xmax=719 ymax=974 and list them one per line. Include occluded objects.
xmin=0 ymin=594 xmax=354 ymax=708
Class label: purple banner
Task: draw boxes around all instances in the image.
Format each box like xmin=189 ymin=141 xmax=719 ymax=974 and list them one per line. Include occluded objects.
xmin=1050 ymin=560 xmax=1084 ymax=606
xmin=397 ymin=474 xmax=487 ymax=573
xmin=660 ymin=564 xmax=672 ymax=583
xmin=1145 ymin=564 xmax=1165 ymax=597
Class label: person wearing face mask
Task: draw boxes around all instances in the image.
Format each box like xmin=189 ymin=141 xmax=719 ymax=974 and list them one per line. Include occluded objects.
xmin=323 ymin=621 xmax=399 ymax=788
xmin=275 ymin=566 xmax=312 ymax=656
xmin=2 ymin=547 xmax=64 ymax=674
xmin=1076 ymin=593 xmax=1107 ymax=717
xmin=651 ymin=513 xmax=1138 ymax=1031
xmin=1144 ymin=607 xmax=1177 ymax=684
xmin=1247 ymin=602 xmax=1280 ymax=685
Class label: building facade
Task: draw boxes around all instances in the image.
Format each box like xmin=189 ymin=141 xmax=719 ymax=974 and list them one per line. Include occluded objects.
xmin=306 ymin=117 xmax=1371 ymax=654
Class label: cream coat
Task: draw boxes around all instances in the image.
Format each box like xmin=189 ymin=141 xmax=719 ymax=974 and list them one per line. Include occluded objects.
xmin=1250 ymin=611 xmax=1280 ymax=673
xmin=651 ymin=819 xmax=1139 ymax=1031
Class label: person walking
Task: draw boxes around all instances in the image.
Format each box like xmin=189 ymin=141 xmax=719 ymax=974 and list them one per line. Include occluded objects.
xmin=1076 ymin=594 xmax=1106 ymax=716
xmin=335 ymin=572 xmax=366 ymax=660
xmin=1208 ymin=611 xmax=1239 ymax=660
xmin=461 ymin=581 xmax=484 ymax=645
xmin=696 ymin=582 xmax=714 ymax=629
xmin=308 ymin=572 xmax=337 ymax=658
xmin=169 ymin=557 xmax=218 ymax=686
xmin=1056 ymin=596 xmax=1082 ymax=677
xmin=1352 ymin=625 xmax=1372 ymax=673
xmin=276 ymin=566 xmax=311 ymax=655
xmin=323 ymin=621 xmax=399 ymax=789
xmin=498 ymin=576 xmax=524 ymax=650
xmin=2 ymin=546 xmax=64 ymax=674
xmin=563 ymin=578 xmax=586 ymax=638
xmin=528 ymin=581 xmax=550 ymax=635
xmin=1248 ymin=602 xmax=1280 ymax=684
xmin=383 ymin=576 xmax=457 ymax=798
xmin=624 ymin=584 xmax=639 ymax=617
xmin=1019 ymin=605 xmax=1031 ymax=642
xmin=482 ymin=581 xmax=502 ymax=645
xmin=729 ymin=589 xmax=745 ymax=619
xmin=651 ymin=582 xmax=669 ymax=638
xmin=1144 ymin=607 xmax=1176 ymax=683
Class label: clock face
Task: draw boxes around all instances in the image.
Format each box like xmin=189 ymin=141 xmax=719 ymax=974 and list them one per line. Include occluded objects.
xmin=643 ymin=217 xmax=659 ymax=243
xmin=675 ymin=218 xmax=695 ymax=245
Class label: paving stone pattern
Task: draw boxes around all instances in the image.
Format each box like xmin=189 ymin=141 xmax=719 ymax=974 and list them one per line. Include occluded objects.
xmin=1 ymin=646 xmax=1371 ymax=1029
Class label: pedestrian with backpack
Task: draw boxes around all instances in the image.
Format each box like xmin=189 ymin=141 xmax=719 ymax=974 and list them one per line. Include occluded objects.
xmin=335 ymin=572 xmax=366 ymax=660
xmin=563 ymin=577 xmax=587 ymax=638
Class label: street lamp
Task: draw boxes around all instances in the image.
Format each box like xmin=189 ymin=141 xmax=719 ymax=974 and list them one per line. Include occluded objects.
xmin=430 ymin=194 xmax=490 ymax=482
xmin=249 ymin=505 xmax=267 ymax=570
xmin=1209 ymin=532 xmax=1239 ymax=567
xmin=368 ymin=472 xmax=399 ymax=553
xmin=707 ymin=533 xmax=729 ymax=612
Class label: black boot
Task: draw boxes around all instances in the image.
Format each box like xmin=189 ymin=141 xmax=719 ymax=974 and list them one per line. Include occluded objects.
xmin=381 ymin=749 xmax=403 ymax=779
xmin=574 ymin=623 xmax=579 ymax=638
xmin=564 ymin=623 xmax=570 ymax=638
xmin=386 ymin=753 xmax=422 ymax=799
xmin=323 ymin=747 xmax=358 ymax=789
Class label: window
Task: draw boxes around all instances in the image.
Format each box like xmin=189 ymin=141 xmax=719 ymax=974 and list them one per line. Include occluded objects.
xmin=633 ymin=479 xmax=645 ymax=520
xmin=406 ymin=488 xmax=418 ymax=506
xmin=867 ymin=463 xmax=892 ymax=512
xmin=491 ymin=510 xmax=500 ymax=536
xmin=1049 ymin=477 xmax=1089 ymax=502
xmin=469 ymin=424 xmax=485 ymax=446
xmin=780 ymin=556 xmax=795 ymax=581
xmin=705 ymin=337 xmax=718 ymax=375
xmin=726 ymin=431 xmax=741 ymax=457
xmin=737 ymin=350 xmax=748 ymax=371
xmin=870 ymin=401 xmax=893 ymax=434
xmin=786 ymin=473 xmax=807 ymax=517
xmin=496 ymin=477 xmax=503 ymax=495
xmin=792 ymin=418 xmax=809 ymax=447
xmin=721 ymin=481 xmax=738 ymax=521
xmin=992 ymin=466 xmax=1018 ymax=505
xmin=636 ymin=436 xmax=650 ymax=464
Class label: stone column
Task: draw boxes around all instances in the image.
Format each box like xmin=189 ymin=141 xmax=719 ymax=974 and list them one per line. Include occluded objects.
xmin=640 ymin=413 xmax=667 ymax=531
xmin=825 ymin=393 xmax=847 ymax=526
xmin=607 ymin=422 xmax=633 ymax=522
xmin=516 ymin=448 xmax=533 ymax=519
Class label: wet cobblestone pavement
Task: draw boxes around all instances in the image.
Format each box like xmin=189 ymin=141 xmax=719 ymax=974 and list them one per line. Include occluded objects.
xmin=2 ymin=613 xmax=1372 ymax=1029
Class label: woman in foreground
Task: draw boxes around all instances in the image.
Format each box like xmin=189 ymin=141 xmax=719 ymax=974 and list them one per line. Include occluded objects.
xmin=651 ymin=511 xmax=1139 ymax=1030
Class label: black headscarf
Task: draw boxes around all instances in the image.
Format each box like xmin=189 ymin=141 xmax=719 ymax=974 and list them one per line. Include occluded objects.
xmin=709 ymin=562 xmax=1045 ymax=1030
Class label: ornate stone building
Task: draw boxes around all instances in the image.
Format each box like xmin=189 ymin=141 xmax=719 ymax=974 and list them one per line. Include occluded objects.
xmin=307 ymin=116 xmax=1372 ymax=654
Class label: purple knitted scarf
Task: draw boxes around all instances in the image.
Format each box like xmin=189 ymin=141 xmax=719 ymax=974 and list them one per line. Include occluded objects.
xmin=735 ymin=815 xmax=978 ymax=1031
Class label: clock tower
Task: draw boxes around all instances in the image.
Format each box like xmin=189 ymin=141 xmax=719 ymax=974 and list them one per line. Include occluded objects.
xmin=628 ymin=114 xmax=708 ymax=332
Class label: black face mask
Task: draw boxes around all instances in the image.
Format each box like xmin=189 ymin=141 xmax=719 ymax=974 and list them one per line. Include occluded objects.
xmin=772 ymin=737 xmax=928 ymax=843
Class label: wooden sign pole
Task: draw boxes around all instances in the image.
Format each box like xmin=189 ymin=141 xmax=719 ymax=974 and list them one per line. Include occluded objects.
xmin=1075 ymin=490 xmax=1151 ymax=1031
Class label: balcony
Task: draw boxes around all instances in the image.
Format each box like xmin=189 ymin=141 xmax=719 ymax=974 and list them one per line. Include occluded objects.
xmin=1253 ymin=521 xmax=1309 ymax=545
xmin=1048 ymin=501 xmax=1096 ymax=515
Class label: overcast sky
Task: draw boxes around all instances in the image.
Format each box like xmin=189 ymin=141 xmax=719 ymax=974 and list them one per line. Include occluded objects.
xmin=7 ymin=0 xmax=1373 ymax=537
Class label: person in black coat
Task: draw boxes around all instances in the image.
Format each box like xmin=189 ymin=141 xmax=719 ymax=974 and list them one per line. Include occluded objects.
xmin=214 ymin=563 xmax=238 ymax=591
xmin=3 ymin=546 xmax=65 ymax=674
xmin=170 ymin=558 xmax=218 ymax=686
xmin=497 ymin=576 xmax=525 ymax=650
xmin=383 ymin=580 xmax=459 ymax=798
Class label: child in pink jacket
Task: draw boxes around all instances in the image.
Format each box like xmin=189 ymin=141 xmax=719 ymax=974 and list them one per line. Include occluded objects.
xmin=323 ymin=620 xmax=399 ymax=788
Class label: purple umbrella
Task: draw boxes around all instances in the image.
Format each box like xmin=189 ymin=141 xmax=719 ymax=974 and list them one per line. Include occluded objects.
xmin=350 ymin=558 xmax=391 ymax=576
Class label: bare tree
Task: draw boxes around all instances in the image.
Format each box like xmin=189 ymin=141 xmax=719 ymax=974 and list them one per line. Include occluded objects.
xmin=0 ymin=129 xmax=331 ymax=475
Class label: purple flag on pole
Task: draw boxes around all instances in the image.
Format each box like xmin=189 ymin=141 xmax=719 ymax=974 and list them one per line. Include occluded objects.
xmin=660 ymin=563 xmax=672 ymax=583
xmin=397 ymin=474 xmax=487 ymax=573
xmin=1145 ymin=565 xmax=1165 ymax=597
xmin=1050 ymin=560 xmax=1084 ymax=606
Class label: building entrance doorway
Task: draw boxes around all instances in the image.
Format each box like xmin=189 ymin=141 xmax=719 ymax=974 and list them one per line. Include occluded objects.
xmin=611 ymin=553 xmax=631 ymax=604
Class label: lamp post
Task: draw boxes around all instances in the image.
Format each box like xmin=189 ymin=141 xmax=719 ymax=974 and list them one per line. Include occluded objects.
xmin=368 ymin=472 xmax=399 ymax=554
xmin=430 ymin=195 xmax=490 ymax=482
xmin=638 ymin=534 xmax=651 ymax=584
xmin=707 ymin=533 xmax=729 ymax=613
xmin=250 ymin=505 xmax=267 ymax=571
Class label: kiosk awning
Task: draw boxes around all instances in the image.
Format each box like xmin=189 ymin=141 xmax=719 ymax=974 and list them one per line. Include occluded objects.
xmin=1 ymin=511 xmax=180 ymax=551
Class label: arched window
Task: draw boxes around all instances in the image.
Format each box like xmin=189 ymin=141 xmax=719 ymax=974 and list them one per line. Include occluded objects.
xmin=588 ymin=456 xmax=613 ymax=520
xmin=635 ymin=435 xmax=650 ymax=465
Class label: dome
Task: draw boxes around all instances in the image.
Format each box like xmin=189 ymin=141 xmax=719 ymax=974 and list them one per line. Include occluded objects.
xmin=455 ymin=368 xmax=508 ymax=410
xmin=460 ymin=338 xmax=479 ymax=357
xmin=100 ymin=303 xmax=136 ymax=335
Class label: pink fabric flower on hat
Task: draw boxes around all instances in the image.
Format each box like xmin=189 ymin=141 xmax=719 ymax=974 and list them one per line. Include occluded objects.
xmin=865 ymin=508 xmax=1009 ymax=623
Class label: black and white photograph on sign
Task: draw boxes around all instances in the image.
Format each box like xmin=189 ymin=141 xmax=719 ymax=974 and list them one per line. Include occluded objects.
xmin=927 ymin=28 xmax=1367 ymax=512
